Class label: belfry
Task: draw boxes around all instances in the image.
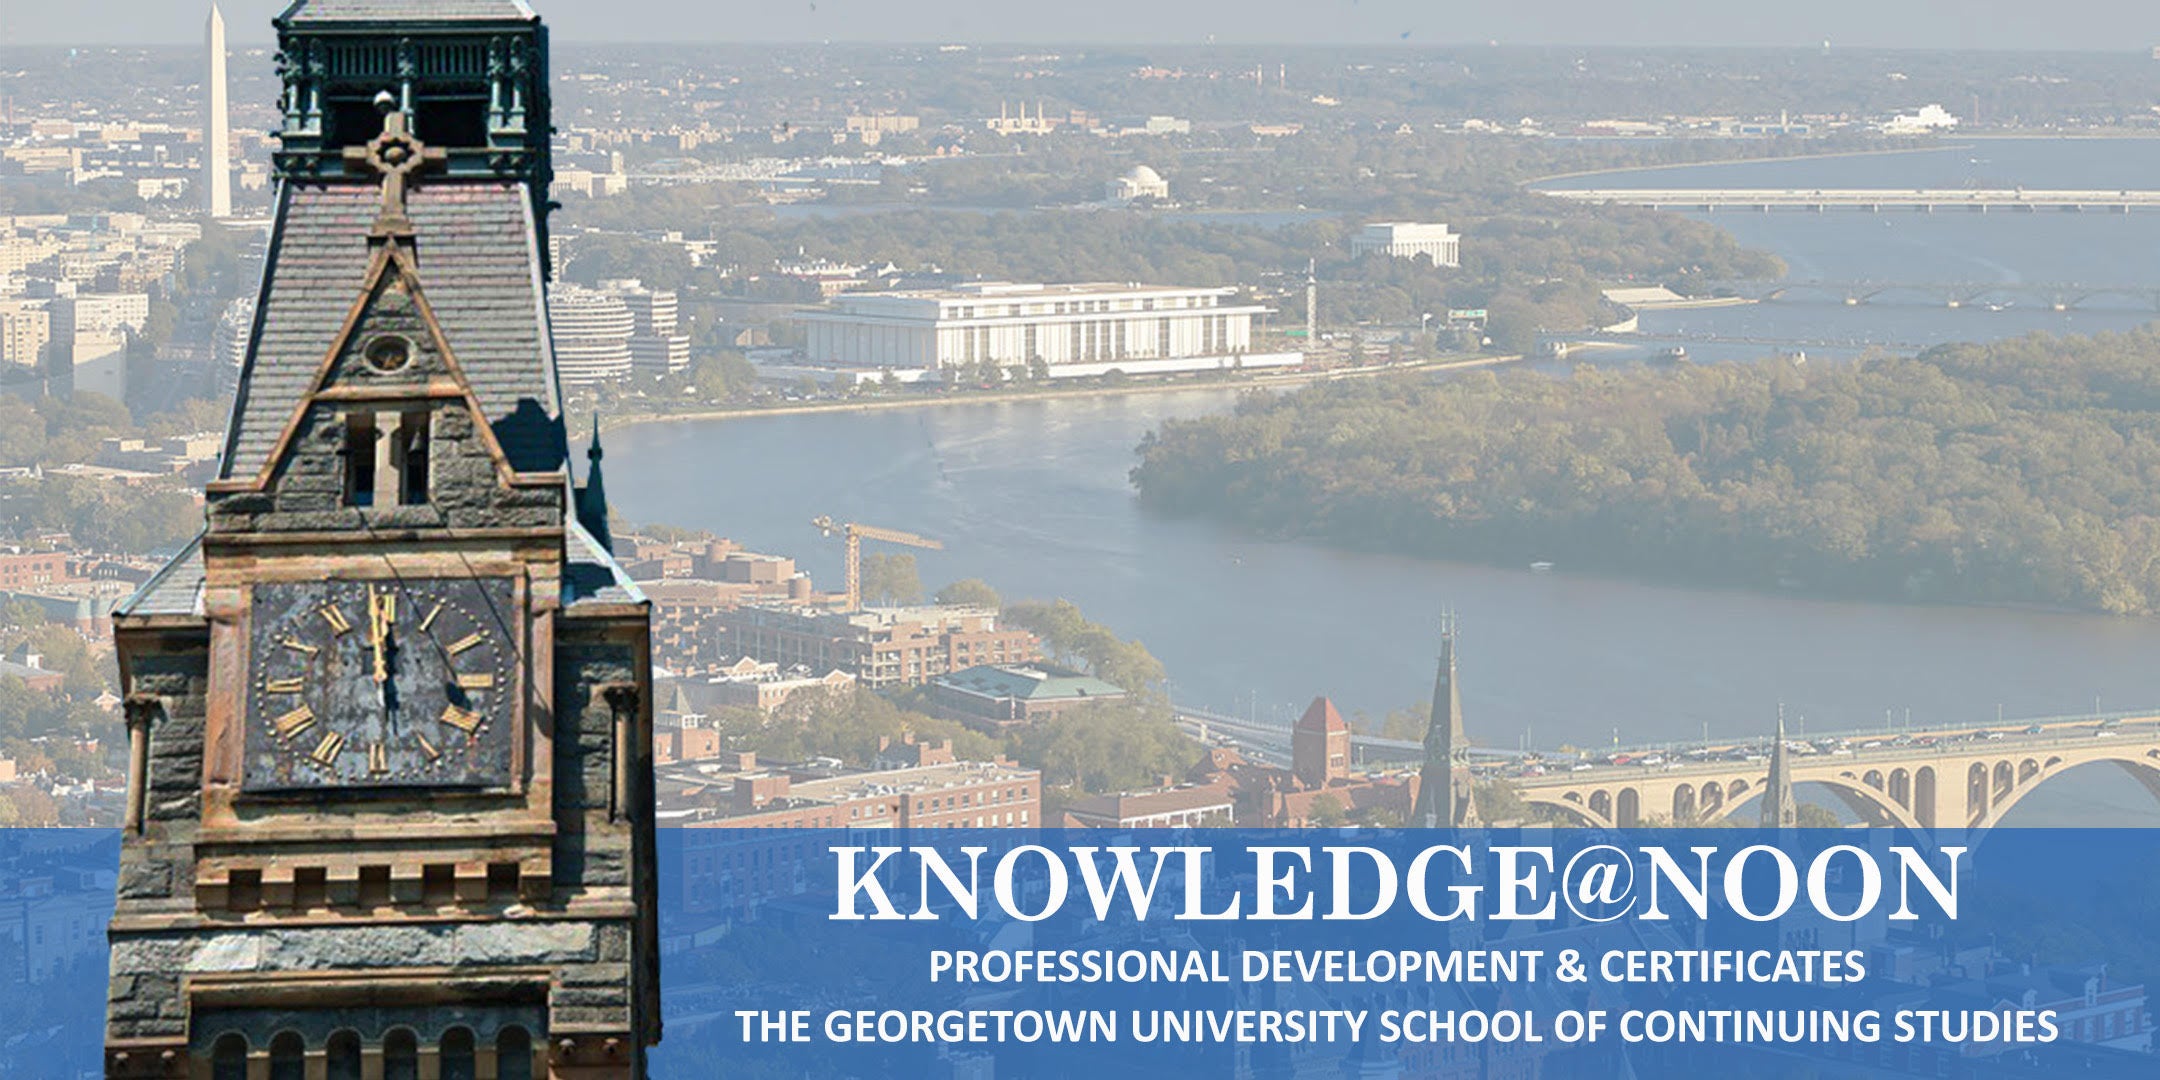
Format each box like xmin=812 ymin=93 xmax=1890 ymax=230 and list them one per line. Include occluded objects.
xmin=104 ymin=2 xmax=658 ymax=1077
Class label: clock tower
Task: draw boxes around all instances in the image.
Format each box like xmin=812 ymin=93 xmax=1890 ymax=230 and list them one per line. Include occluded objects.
xmin=105 ymin=2 xmax=658 ymax=1078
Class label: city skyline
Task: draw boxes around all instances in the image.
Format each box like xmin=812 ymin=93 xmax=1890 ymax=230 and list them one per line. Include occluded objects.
xmin=5 ymin=0 xmax=2160 ymax=51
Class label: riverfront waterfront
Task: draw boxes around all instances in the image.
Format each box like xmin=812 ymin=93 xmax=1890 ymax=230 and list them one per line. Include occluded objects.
xmin=609 ymin=139 xmax=2160 ymax=824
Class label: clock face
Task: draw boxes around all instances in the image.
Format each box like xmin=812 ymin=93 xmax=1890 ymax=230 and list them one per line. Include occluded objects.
xmin=245 ymin=577 xmax=518 ymax=792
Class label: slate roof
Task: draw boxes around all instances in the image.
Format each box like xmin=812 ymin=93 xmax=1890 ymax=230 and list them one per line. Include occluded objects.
xmin=0 ymin=659 xmax=64 ymax=686
xmin=280 ymin=0 xmax=537 ymax=23
xmin=114 ymin=534 xmax=206 ymax=619
xmin=565 ymin=519 xmax=645 ymax=609
xmin=220 ymin=180 xmax=566 ymax=481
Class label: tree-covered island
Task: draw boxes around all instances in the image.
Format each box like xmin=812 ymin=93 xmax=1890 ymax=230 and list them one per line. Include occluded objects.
xmin=1133 ymin=328 xmax=2160 ymax=615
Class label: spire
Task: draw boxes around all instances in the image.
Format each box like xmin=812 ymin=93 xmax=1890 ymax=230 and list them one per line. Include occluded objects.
xmin=1762 ymin=703 xmax=1797 ymax=829
xmin=1414 ymin=613 xmax=1480 ymax=828
xmin=576 ymin=414 xmax=614 ymax=553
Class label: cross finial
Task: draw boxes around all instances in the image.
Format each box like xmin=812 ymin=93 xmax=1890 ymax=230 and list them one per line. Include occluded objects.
xmin=344 ymin=92 xmax=447 ymax=238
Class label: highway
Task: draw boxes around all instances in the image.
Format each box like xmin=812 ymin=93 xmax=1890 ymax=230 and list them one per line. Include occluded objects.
xmin=1541 ymin=188 xmax=2160 ymax=212
xmin=1176 ymin=701 xmax=2160 ymax=780
xmin=1172 ymin=705 xmax=1516 ymax=768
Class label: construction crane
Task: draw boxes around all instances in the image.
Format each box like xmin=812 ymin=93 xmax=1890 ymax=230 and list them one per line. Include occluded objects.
xmin=811 ymin=516 xmax=943 ymax=612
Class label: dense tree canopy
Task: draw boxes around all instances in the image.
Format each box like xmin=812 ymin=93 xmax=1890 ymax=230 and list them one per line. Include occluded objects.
xmin=1009 ymin=700 xmax=1203 ymax=813
xmin=710 ymin=688 xmax=998 ymax=767
xmin=1002 ymin=599 xmax=1168 ymax=691
xmin=934 ymin=578 xmax=1002 ymax=609
xmin=859 ymin=552 xmax=924 ymax=605
xmin=0 ymin=474 xmax=202 ymax=555
xmin=1134 ymin=328 xmax=2160 ymax=615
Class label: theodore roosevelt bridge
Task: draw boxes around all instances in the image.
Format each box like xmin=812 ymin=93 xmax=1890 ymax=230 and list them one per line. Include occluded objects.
xmin=1178 ymin=705 xmax=2160 ymax=830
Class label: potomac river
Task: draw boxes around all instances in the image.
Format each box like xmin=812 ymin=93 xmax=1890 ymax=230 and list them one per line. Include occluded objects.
xmin=610 ymin=139 xmax=2160 ymax=824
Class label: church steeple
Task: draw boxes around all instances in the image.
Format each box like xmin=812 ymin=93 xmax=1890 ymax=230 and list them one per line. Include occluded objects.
xmin=1762 ymin=703 xmax=1798 ymax=828
xmin=577 ymin=414 xmax=614 ymax=553
xmin=1415 ymin=614 xmax=1480 ymax=828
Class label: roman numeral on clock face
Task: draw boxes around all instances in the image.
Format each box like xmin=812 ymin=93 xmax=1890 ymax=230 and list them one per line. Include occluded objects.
xmin=441 ymin=704 xmax=482 ymax=734
xmin=319 ymin=603 xmax=353 ymax=635
xmin=272 ymin=704 xmax=316 ymax=739
xmin=309 ymin=730 xmax=346 ymax=768
xmin=265 ymin=677 xmax=305 ymax=694
xmin=447 ymin=632 xmax=485 ymax=656
xmin=456 ymin=673 xmax=494 ymax=691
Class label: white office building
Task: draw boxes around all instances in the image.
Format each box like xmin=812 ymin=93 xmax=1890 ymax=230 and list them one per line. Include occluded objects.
xmin=546 ymin=286 xmax=634 ymax=385
xmin=606 ymin=279 xmax=692 ymax=375
xmin=213 ymin=297 xmax=254 ymax=374
xmin=46 ymin=291 xmax=148 ymax=399
xmin=0 ymin=301 xmax=49 ymax=368
xmin=796 ymin=282 xmax=1300 ymax=384
xmin=1350 ymin=222 xmax=1461 ymax=267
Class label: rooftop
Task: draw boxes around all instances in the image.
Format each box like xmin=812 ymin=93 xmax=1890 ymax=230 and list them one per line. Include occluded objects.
xmin=1066 ymin=786 xmax=1234 ymax=822
xmin=0 ymin=658 xmax=60 ymax=684
xmin=1295 ymin=696 xmax=1349 ymax=734
xmin=112 ymin=535 xmax=205 ymax=620
xmin=662 ymin=757 xmax=1039 ymax=823
xmin=935 ymin=663 xmax=1126 ymax=703
xmin=280 ymin=0 xmax=538 ymax=24
xmin=221 ymin=182 xmax=565 ymax=481
xmin=784 ymin=760 xmax=1035 ymax=803
xmin=738 ymin=601 xmax=1000 ymax=631
xmin=844 ymin=281 xmax=1236 ymax=301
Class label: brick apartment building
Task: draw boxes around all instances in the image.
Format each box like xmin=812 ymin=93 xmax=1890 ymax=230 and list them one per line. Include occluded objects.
xmin=668 ymin=743 xmax=1043 ymax=916
xmin=0 ymin=550 xmax=151 ymax=637
xmin=710 ymin=666 xmax=857 ymax=713
xmin=619 ymin=535 xmax=824 ymax=672
xmin=0 ymin=552 xmax=69 ymax=590
xmin=716 ymin=603 xmax=1040 ymax=689
xmin=653 ymin=724 xmax=723 ymax=766
xmin=663 ymin=739 xmax=1041 ymax=830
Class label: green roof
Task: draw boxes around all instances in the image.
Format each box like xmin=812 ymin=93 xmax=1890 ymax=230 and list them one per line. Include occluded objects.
xmin=935 ymin=664 xmax=1127 ymax=703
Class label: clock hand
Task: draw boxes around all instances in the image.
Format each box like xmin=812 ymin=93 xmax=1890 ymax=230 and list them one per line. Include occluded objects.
xmin=377 ymin=590 xmax=402 ymax=738
xmin=369 ymin=585 xmax=389 ymax=686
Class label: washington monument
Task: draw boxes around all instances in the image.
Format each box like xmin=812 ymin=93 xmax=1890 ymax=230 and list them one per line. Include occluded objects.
xmin=202 ymin=3 xmax=231 ymax=218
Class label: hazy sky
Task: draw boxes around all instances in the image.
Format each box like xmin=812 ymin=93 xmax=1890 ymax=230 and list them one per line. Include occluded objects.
xmin=3 ymin=0 xmax=2158 ymax=50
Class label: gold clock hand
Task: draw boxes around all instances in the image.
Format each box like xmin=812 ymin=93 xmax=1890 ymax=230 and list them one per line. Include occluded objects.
xmin=369 ymin=585 xmax=389 ymax=684
xmin=378 ymin=590 xmax=402 ymax=738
